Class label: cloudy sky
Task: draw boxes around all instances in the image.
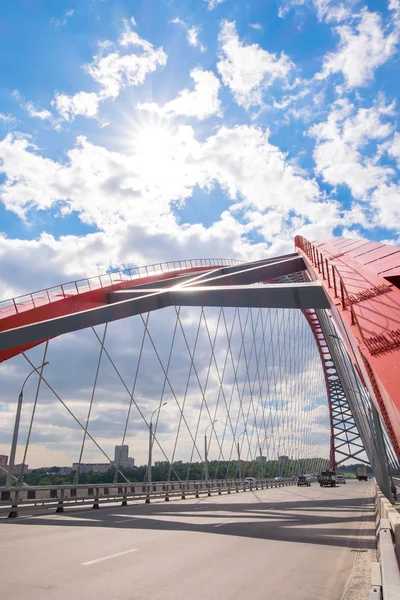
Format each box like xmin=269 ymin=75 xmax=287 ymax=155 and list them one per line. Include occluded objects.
xmin=1 ymin=0 xmax=398 ymax=469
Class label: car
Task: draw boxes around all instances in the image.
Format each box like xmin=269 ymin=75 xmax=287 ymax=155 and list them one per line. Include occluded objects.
xmin=336 ymin=474 xmax=346 ymax=484
xmin=297 ymin=475 xmax=311 ymax=487
xmin=244 ymin=477 xmax=257 ymax=483
xmin=274 ymin=476 xmax=283 ymax=482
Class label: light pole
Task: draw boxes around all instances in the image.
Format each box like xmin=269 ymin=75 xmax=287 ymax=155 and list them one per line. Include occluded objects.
xmin=6 ymin=362 xmax=49 ymax=487
xmin=276 ymin=442 xmax=284 ymax=479
xmin=237 ymin=429 xmax=247 ymax=480
xmin=147 ymin=403 xmax=167 ymax=488
xmin=259 ymin=436 xmax=269 ymax=479
xmin=204 ymin=420 xmax=217 ymax=481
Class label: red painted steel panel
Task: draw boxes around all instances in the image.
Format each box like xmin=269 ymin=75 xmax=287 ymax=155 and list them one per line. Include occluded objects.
xmin=0 ymin=266 xmax=218 ymax=363
xmin=346 ymin=241 xmax=382 ymax=258
xmin=295 ymin=235 xmax=400 ymax=457
xmin=360 ymin=248 xmax=400 ymax=265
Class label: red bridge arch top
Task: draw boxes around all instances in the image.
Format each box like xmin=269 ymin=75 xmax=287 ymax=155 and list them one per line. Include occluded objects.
xmin=295 ymin=236 xmax=400 ymax=455
xmin=0 ymin=258 xmax=242 ymax=363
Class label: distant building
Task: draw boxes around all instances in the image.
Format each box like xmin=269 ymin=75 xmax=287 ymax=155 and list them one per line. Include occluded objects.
xmin=59 ymin=466 xmax=73 ymax=475
xmin=14 ymin=464 xmax=29 ymax=475
xmin=0 ymin=456 xmax=29 ymax=476
xmin=0 ymin=455 xmax=8 ymax=472
xmin=72 ymin=463 xmax=110 ymax=474
xmin=256 ymin=456 xmax=267 ymax=462
xmin=278 ymin=455 xmax=289 ymax=461
xmin=114 ymin=445 xmax=129 ymax=463
xmin=114 ymin=445 xmax=135 ymax=469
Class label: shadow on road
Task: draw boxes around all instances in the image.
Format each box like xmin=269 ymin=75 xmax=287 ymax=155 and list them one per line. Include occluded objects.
xmin=0 ymin=491 xmax=375 ymax=550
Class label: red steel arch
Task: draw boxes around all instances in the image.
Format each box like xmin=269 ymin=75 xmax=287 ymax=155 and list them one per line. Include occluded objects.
xmin=0 ymin=259 xmax=240 ymax=363
xmin=2 ymin=240 xmax=399 ymax=462
xmin=295 ymin=236 xmax=400 ymax=458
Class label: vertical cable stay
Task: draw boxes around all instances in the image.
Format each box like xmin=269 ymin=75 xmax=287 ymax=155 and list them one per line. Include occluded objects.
xmin=115 ymin=313 xmax=149 ymax=483
xmin=19 ymin=341 xmax=49 ymax=484
xmin=90 ymin=326 xmax=182 ymax=481
xmin=74 ymin=325 xmax=108 ymax=485
xmin=18 ymin=306 xmax=338 ymax=485
xmin=21 ymin=351 xmax=131 ymax=483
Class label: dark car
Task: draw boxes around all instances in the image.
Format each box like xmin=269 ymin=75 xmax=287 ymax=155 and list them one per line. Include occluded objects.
xmin=297 ymin=475 xmax=311 ymax=487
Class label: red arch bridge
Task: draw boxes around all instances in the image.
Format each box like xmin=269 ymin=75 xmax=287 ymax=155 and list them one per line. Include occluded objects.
xmin=0 ymin=235 xmax=400 ymax=503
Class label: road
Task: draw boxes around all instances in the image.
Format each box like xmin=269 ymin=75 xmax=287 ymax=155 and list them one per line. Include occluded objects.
xmin=0 ymin=480 xmax=375 ymax=600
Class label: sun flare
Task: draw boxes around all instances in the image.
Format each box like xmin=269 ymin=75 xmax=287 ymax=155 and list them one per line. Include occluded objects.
xmin=130 ymin=119 xmax=176 ymax=158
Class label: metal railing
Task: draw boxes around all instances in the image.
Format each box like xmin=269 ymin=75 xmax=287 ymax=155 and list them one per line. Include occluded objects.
xmin=372 ymin=481 xmax=400 ymax=599
xmin=0 ymin=257 xmax=243 ymax=318
xmin=0 ymin=477 xmax=295 ymax=518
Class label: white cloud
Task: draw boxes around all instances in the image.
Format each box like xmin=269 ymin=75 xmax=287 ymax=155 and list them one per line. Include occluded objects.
xmin=0 ymin=113 xmax=15 ymax=123
xmin=170 ymin=19 xmax=206 ymax=52
xmin=309 ymin=97 xmax=395 ymax=198
xmin=187 ymin=26 xmax=206 ymax=52
xmin=278 ymin=0 xmax=356 ymax=23
xmin=170 ymin=17 xmax=186 ymax=26
xmin=250 ymin=23 xmax=263 ymax=31
xmin=0 ymin=121 xmax=338 ymax=247
xmin=52 ymin=20 xmax=167 ymax=122
xmin=50 ymin=8 xmax=74 ymax=29
xmin=203 ymin=0 xmax=225 ymax=9
xmin=319 ymin=9 xmax=398 ymax=87
xmin=137 ymin=69 xmax=221 ymax=120
xmin=389 ymin=0 xmax=400 ymax=28
xmin=25 ymin=102 xmax=52 ymax=121
xmin=12 ymin=91 xmax=54 ymax=123
xmin=217 ymin=21 xmax=293 ymax=109
xmin=52 ymin=91 xmax=102 ymax=121
xmin=384 ymin=132 xmax=400 ymax=168
xmin=87 ymin=22 xmax=167 ymax=99
xmin=369 ymin=183 xmax=400 ymax=229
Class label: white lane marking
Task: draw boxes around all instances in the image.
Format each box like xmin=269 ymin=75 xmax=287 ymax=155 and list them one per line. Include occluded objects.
xmin=82 ymin=549 xmax=138 ymax=566
xmin=114 ymin=518 xmax=138 ymax=523
xmin=214 ymin=522 xmax=229 ymax=528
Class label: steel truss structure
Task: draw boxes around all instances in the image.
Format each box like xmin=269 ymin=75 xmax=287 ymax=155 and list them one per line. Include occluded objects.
xmin=1 ymin=239 xmax=399 ymax=499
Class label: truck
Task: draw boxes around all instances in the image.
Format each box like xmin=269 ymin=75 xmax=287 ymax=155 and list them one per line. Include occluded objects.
xmin=317 ymin=470 xmax=337 ymax=487
xmin=356 ymin=466 xmax=368 ymax=481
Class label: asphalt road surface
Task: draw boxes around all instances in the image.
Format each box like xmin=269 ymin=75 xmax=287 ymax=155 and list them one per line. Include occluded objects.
xmin=0 ymin=480 xmax=375 ymax=600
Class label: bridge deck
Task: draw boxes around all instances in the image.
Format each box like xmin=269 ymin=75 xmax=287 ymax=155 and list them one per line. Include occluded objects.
xmin=0 ymin=481 xmax=374 ymax=600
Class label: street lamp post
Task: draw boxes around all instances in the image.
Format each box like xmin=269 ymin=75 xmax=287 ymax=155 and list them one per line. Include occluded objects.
xmin=6 ymin=362 xmax=49 ymax=488
xmin=237 ymin=430 xmax=247 ymax=480
xmin=204 ymin=420 xmax=217 ymax=481
xmin=147 ymin=403 xmax=167 ymax=497
xmin=259 ymin=436 xmax=269 ymax=479
xmin=276 ymin=442 xmax=284 ymax=479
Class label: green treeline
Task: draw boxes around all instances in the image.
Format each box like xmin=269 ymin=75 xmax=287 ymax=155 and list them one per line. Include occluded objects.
xmin=0 ymin=457 xmax=343 ymax=487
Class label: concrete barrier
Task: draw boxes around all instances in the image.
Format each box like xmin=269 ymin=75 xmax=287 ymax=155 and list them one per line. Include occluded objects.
xmin=374 ymin=481 xmax=400 ymax=599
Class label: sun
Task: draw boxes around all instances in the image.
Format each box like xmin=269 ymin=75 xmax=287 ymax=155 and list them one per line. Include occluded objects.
xmin=129 ymin=117 xmax=176 ymax=159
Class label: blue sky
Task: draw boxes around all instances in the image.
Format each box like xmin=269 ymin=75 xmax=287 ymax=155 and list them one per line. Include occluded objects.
xmin=0 ymin=0 xmax=398 ymax=466
xmin=0 ymin=0 xmax=399 ymax=296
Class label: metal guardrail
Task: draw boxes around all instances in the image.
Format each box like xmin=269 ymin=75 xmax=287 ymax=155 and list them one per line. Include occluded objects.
xmin=0 ymin=258 xmax=243 ymax=318
xmin=372 ymin=482 xmax=400 ymax=599
xmin=0 ymin=478 xmax=295 ymax=518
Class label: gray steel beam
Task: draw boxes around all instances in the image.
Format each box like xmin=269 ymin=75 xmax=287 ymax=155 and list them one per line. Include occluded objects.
xmin=0 ymin=282 xmax=328 ymax=352
xmin=122 ymin=255 xmax=305 ymax=292
xmin=108 ymin=282 xmax=328 ymax=309
xmin=180 ymin=256 xmax=306 ymax=288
